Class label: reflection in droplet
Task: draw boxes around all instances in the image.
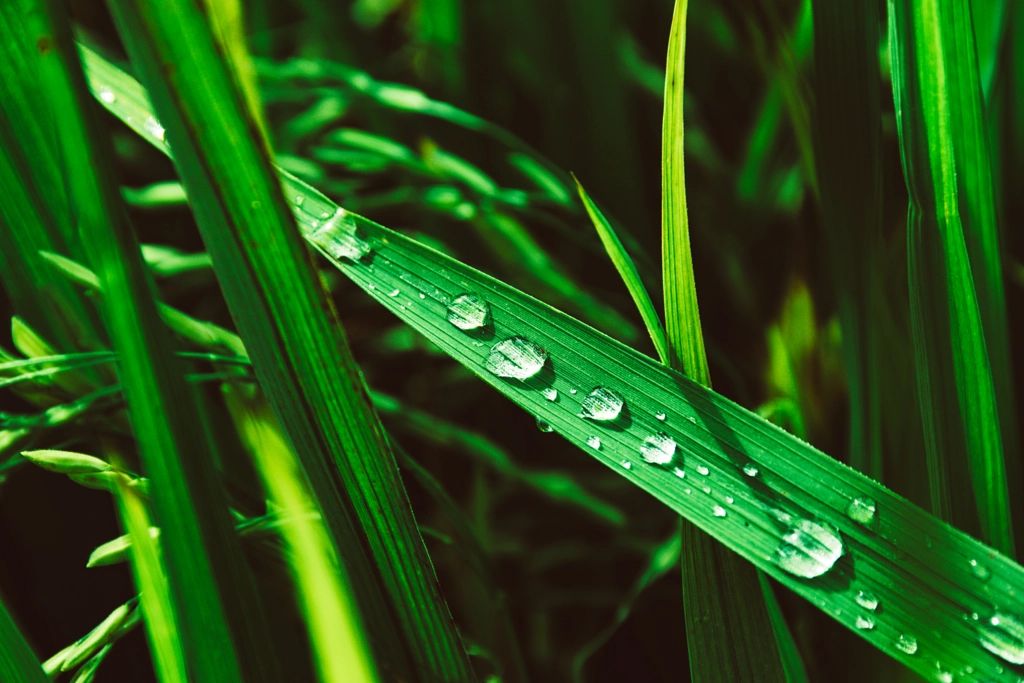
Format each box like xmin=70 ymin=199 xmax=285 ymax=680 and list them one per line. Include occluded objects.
xmin=895 ymin=634 xmax=918 ymax=655
xmin=485 ymin=337 xmax=548 ymax=380
xmin=578 ymin=387 xmax=625 ymax=421
xmin=542 ymin=387 xmax=558 ymax=402
xmin=639 ymin=432 xmax=677 ymax=466
xmin=537 ymin=419 xmax=553 ymax=433
xmin=774 ymin=519 xmax=844 ymax=579
xmin=446 ymin=294 xmax=491 ymax=330
xmin=846 ymin=497 xmax=877 ymax=526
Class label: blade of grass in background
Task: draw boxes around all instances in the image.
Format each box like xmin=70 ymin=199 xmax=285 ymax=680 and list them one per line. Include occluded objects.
xmin=24 ymin=2 xmax=282 ymax=682
xmin=662 ymin=3 xmax=790 ymax=679
xmin=85 ymin=42 xmax=1024 ymax=682
xmin=972 ymin=0 xmax=1008 ymax=101
xmin=101 ymin=1 xmax=476 ymax=680
xmin=0 ymin=598 xmax=47 ymax=683
xmin=811 ymin=0 xmax=885 ymax=480
xmin=887 ymin=0 xmax=1015 ymax=556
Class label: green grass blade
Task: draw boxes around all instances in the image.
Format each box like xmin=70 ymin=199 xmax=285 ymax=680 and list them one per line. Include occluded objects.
xmin=811 ymin=0 xmax=885 ymax=480
xmin=662 ymin=3 xmax=789 ymax=680
xmin=0 ymin=598 xmax=47 ymax=683
xmin=24 ymin=3 xmax=281 ymax=682
xmin=574 ymin=176 xmax=670 ymax=364
xmin=100 ymin=2 xmax=475 ymax=680
xmin=85 ymin=42 xmax=1024 ymax=682
xmin=888 ymin=0 xmax=1015 ymax=555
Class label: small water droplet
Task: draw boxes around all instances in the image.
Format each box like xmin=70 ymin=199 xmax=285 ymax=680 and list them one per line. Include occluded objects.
xmin=774 ymin=519 xmax=844 ymax=579
xmin=846 ymin=497 xmax=877 ymax=525
xmin=578 ymin=387 xmax=625 ymax=421
xmin=368 ymin=283 xmax=375 ymax=290
xmin=725 ymin=496 xmax=734 ymax=504
xmin=712 ymin=505 xmax=727 ymax=518
xmin=97 ymin=85 xmax=116 ymax=104
xmin=389 ymin=289 xmax=400 ymax=297
xmin=619 ymin=460 xmax=631 ymax=470
xmin=294 ymin=195 xmax=305 ymax=206
xmin=419 ymin=293 xmax=426 ymax=299
xmin=970 ymin=559 xmax=992 ymax=581
xmin=895 ymin=634 xmax=918 ymax=655
xmin=144 ymin=116 xmax=166 ymax=142
xmin=687 ymin=416 xmax=697 ymax=424
xmin=542 ymin=387 xmax=558 ymax=401
xmin=936 ymin=669 xmax=952 ymax=683
xmin=655 ymin=411 xmax=666 ymax=421
xmin=537 ymin=419 xmax=553 ymax=432
xmin=485 ymin=337 xmax=547 ymax=379
xmin=570 ymin=388 xmax=577 ymax=394
xmin=700 ymin=485 xmax=711 ymax=494
xmin=308 ymin=208 xmax=373 ymax=260
xmin=446 ymin=293 xmax=491 ymax=330
xmin=696 ymin=465 xmax=709 ymax=476
xmin=587 ymin=436 xmax=601 ymax=450
xmin=979 ymin=612 xmax=1024 ymax=664
xmin=855 ymin=590 xmax=879 ymax=612
xmin=673 ymin=468 xmax=685 ymax=478
xmin=639 ymin=432 xmax=677 ymax=466
xmin=855 ymin=616 xmax=875 ymax=630
xmin=743 ymin=463 xmax=759 ymax=477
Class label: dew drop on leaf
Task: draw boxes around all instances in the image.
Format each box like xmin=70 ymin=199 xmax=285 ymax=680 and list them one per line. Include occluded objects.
xmin=712 ymin=505 xmax=727 ymax=518
xmin=673 ymin=468 xmax=685 ymax=478
xmin=855 ymin=616 xmax=875 ymax=630
xmin=536 ymin=419 xmax=553 ymax=433
xmin=696 ymin=465 xmax=709 ymax=476
xmin=389 ymin=289 xmax=400 ymax=297
xmin=578 ymin=387 xmax=625 ymax=421
xmin=743 ymin=463 xmax=759 ymax=477
xmin=619 ymin=460 xmax=631 ymax=470
xmin=895 ymin=634 xmax=918 ymax=655
xmin=655 ymin=411 xmax=666 ymax=421
xmin=144 ymin=116 xmax=166 ymax=142
xmin=855 ymin=590 xmax=879 ymax=612
xmin=639 ymin=432 xmax=677 ymax=466
xmin=587 ymin=436 xmax=601 ymax=450
xmin=725 ymin=496 xmax=734 ymax=504
xmin=936 ymin=668 xmax=952 ymax=683
xmin=542 ymin=387 xmax=558 ymax=402
xmin=485 ymin=337 xmax=547 ymax=379
xmin=774 ymin=519 xmax=843 ymax=579
xmin=446 ymin=293 xmax=491 ymax=330
xmin=846 ymin=497 xmax=877 ymax=526
xmin=98 ymin=85 xmax=116 ymax=103
xmin=979 ymin=612 xmax=1024 ymax=664
xmin=308 ymin=208 xmax=373 ymax=261
xmin=970 ymin=559 xmax=992 ymax=581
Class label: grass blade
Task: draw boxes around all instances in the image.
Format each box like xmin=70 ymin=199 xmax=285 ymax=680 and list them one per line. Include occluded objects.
xmin=0 ymin=598 xmax=47 ymax=683
xmin=101 ymin=2 xmax=476 ymax=679
xmin=574 ymin=177 xmax=670 ymax=364
xmin=888 ymin=0 xmax=1015 ymax=555
xmin=84 ymin=42 xmax=1024 ymax=682
xmin=24 ymin=3 xmax=281 ymax=681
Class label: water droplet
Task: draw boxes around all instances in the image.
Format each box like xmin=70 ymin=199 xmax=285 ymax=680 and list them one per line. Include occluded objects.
xmin=419 ymin=293 xmax=426 ymax=299
xmin=578 ymin=387 xmax=625 ymax=421
xmin=774 ymin=519 xmax=844 ymax=579
xmin=687 ymin=416 xmax=697 ymax=424
xmin=743 ymin=463 xmax=759 ymax=477
xmin=368 ymin=284 xmax=375 ymax=290
xmin=587 ymin=436 xmax=601 ymax=450
xmin=700 ymin=485 xmax=711 ymax=494
xmin=619 ymin=460 xmax=631 ymax=470
xmin=97 ymin=85 xmax=116 ymax=103
xmin=294 ymin=195 xmax=305 ymax=206
xmin=725 ymin=496 xmax=734 ymax=504
xmin=639 ymin=432 xmax=677 ymax=466
xmin=970 ymin=559 xmax=992 ymax=581
xmin=446 ymin=293 xmax=491 ymax=330
xmin=855 ymin=590 xmax=879 ymax=612
xmin=144 ymin=116 xmax=166 ymax=142
xmin=485 ymin=337 xmax=547 ymax=379
xmin=684 ymin=488 xmax=691 ymax=494
xmin=389 ymin=289 xmax=400 ymax=297
xmin=673 ymin=468 xmax=685 ymax=478
xmin=655 ymin=411 xmax=666 ymax=421
xmin=855 ymin=616 xmax=875 ymax=630
xmin=979 ymin=612 xmax=1024 ymax=664
xmin=936 ymin=669 xmax=952 ymax=683
xmin=846 ymin=497 xmax=877 ymax=526
xmin=570 ymin=388 xmax=577 ymax=394
xmin=537 ymin=419 xmax=553 ymax=433
xmin=542 ymin=387 xmax=558 ymax=401
xmin=895 ymin=634 xmax=918 ymax=655
xmin=308 ymin=208 xmax=373 ymax=260
xmin=712 ymin=505 xmax=727 ymax=518
xmin=696 ymin=465 xmax=709 ymax=476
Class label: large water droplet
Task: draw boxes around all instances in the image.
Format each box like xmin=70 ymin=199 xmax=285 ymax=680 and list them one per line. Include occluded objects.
xmin=979 ymin=612 xmax=1024 ymax=664
xmin=446 ymin=294 xmax=491 ymax=330
xmin=578 ymin=387 xmax=624 ymax=421
xmin=855 ymin=616 xmax=875 ymax=630
xmin=970 ymin=559 xmax=992 ymax=581
xmin=855 ymin=590 xmax=879 ymax=612
xmin=655 ymin=411 xmax=666 ymax=421
xmin=895 ymin=634 xmax=918 ymax=655
xmin=542 ymin=387 xmax=558 ymax=402
xmin=639 ymin=432 xmax=677 ymax=466
xmin=743 ymin=463 xmax=759 ymax=477
xmin=846 ymin=497 xmax=877 ymax=526
xmin=485 ymin=337 xmax=547 ymax=379
xmin=712 ymin=505 xmax=727 ymax=518
xmin=308 ymin=208 xmax=373 ymax=260
xmin=98 ymin=85 xmax=116 ymax=104
xmin=774 ymin=519 xmax=844 ymax=579
xmin=587 ymin=436 xmax=601 ymax=450
xmin=537 ymin=419 xmax=553 ymax=433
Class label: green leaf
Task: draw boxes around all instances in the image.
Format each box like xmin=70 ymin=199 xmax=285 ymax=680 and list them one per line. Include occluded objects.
xmin=85 ymin=41 xmax=1024 ymax=682
xmin=99 ymin=2 xmax=473 ymax=680
xmin=888 ymin=0 xmax=1015 ymax=555
xmin=0 ymin=597 xmax=47 ymax=683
